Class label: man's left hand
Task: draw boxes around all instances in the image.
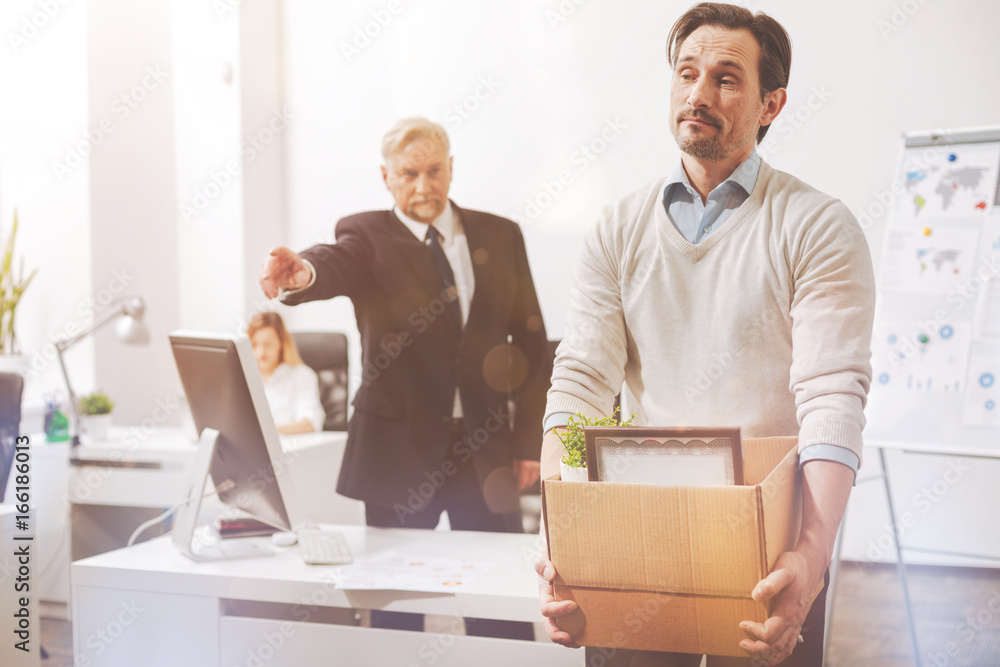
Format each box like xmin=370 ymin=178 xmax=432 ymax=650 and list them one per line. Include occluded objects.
xmin=738 ymin=547 xmax=823 ymax=666
xmin=513 ymin=460 xmax=540 ymax=491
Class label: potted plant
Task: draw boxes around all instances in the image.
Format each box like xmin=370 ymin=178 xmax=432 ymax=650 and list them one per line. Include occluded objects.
xmin=0 ymin=209 xmax=38 ymax=373
xmin=79 ymin=390 xmax=115 ymax=442
xmin=557 ymin=407 xmax=635 ymax=482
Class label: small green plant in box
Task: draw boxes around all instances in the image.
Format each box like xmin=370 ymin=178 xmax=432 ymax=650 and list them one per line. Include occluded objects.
xmin=558 ymin=407 xmax=635 ymax=475
xmin=79 ymin=391 xmax=114 ymax=415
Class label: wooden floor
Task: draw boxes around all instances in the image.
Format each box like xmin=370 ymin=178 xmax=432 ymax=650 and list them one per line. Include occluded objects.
xmin=41 ymin=562 xmax=1000 ymax=666
xmin=826 ymin=562 xmax=1000 ymax=666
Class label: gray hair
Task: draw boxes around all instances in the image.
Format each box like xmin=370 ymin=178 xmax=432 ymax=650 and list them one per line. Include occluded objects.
xmin=381 ymin=117 xmax=451 ymax=163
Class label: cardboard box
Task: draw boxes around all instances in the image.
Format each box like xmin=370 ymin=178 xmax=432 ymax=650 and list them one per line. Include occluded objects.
xmin=542 ymin=436 xmax=801 ymax=657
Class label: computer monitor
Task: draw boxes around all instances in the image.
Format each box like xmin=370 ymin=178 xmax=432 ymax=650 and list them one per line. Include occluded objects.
xmin=168 ymin=331 xmax=303 ymax=560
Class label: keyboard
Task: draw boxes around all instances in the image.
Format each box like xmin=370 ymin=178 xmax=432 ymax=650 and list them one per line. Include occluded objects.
xmin=297 ymin=528 xmax=353 ymax=565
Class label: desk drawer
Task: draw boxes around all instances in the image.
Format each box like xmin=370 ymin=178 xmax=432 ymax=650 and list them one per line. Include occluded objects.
xmin=220 ymin=616 xmax=583 ymax=667
xmin=73 ymin=586 xmax=217 ymax=667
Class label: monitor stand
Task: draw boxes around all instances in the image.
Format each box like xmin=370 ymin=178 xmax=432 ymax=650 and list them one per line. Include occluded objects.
xmin=172 ymin=428 xmax=275 ymax=561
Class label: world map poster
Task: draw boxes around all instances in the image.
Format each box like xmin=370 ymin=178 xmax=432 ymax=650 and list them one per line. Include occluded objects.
xmin=893 ymin=141 xmax=1000 ymax=226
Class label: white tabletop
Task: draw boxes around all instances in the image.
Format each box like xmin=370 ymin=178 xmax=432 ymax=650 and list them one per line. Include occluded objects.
xmin=72 ymin=525 xmax=546 ymax=623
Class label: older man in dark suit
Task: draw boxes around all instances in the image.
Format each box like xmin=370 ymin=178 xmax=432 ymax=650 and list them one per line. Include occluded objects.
xmin=259 ymin=117 xmax=550 ymax=639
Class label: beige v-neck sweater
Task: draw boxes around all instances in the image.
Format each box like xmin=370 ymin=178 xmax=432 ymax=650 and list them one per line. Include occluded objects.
xmin=545 ymin=160 xmax=876 ymax=464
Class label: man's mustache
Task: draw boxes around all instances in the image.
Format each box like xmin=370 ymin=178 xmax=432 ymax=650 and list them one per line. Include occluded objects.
xmin=678 ymin=110 xmax=720 ymax=127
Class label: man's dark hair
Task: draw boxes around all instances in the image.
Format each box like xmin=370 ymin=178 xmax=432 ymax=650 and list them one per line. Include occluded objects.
xmin=666 ymin=2 xmax=791 ymax=143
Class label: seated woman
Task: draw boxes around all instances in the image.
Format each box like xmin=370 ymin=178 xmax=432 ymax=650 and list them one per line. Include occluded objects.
xmin=247 ymin=312 xmax=325 ymax=434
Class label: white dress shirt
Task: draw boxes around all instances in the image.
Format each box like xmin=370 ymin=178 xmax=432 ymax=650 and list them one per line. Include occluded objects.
xmin=263 ymin=362 xmax=325 ymax=432
xmin=393 ymin=201 xmax=475 ymax=327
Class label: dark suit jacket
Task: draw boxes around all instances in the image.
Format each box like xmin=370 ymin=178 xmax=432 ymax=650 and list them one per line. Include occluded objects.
xmin=283 ymin=203 xmax=551 ymax=513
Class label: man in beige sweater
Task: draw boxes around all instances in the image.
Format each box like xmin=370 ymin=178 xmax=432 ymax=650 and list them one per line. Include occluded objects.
xmin=536 ymin=3 xmax=875 ymax=666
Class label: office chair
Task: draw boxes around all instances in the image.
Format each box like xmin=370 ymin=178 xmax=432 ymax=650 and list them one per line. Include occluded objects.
xmin=292 ymin=332 xmax=349 ymax=431
xmin=0 ymin=371 xmax=23 ymax=503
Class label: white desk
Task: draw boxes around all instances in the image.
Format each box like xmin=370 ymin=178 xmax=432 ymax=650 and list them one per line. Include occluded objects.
xmin=67 ymin=428 xmax=358 ymax=513
xmin=72 ymin=526 xmax=582 ymax=667
xmin=38 ymin=428 xmax=362 ymax=615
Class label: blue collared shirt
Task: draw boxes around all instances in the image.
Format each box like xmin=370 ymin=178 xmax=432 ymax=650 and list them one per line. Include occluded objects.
xmin=662 ymin=148 xmax=760 ymax=244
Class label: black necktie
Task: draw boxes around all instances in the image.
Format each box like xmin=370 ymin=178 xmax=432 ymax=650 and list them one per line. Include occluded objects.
xmin=425 ymin=226 xmax=462 ymax=329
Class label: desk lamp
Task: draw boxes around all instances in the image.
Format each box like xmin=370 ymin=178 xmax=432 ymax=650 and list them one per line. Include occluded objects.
xmin=55 ymin=296 xmax=149 ymax=448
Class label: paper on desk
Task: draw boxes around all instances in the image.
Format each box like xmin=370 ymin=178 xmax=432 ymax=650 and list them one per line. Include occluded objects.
xmin=335 ymin=550 xmax=494 ymax=592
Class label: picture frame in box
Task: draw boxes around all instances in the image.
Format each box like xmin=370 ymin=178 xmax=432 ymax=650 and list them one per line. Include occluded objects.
xmin=584 ymin=426 xmax=743 ymax=486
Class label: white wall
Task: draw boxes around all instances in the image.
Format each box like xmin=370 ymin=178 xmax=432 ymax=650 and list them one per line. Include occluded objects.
xmin=0 ymin=0 xmax=92 ymax=417
xmin=3 ymin=0 xmax=999 ymax=561
xmin=7 ymin=0 xmax=997 ymax=422
xmin=278 ymin=0 xmax=1000 ymax=566
xmin=279 ymin=0 xmax=1000 ymax=339
xmin=87 ymin=0 xmax=182 ymax=427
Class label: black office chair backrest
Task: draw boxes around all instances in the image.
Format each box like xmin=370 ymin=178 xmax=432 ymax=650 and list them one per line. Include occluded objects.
xmin=0 ymin=372 xmax=24 ymax=502
xmin=291 ymin=332 xmax=349 ymax=431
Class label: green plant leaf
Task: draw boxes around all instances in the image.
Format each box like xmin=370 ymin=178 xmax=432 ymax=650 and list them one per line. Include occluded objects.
xmin=559 ymin=407 xmax=636 ymax=468
xmin=79 ymin=391 xmax=115 ymax=415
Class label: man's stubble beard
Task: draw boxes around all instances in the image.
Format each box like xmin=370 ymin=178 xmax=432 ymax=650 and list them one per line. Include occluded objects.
xmin=671 ymin=111 xmax=760 ymax=163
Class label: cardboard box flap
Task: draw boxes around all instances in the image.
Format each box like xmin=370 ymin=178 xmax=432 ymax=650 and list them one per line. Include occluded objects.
xmin=758 ymin=442 xmax=802 ymax=573
xmin=743 ymin=436 xmax=799 ymax=486
xmin=545 ymin=479 xmax=765 ymax=597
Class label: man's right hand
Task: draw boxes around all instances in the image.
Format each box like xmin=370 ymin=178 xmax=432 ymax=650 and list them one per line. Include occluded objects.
xmin=536 ymin=555 xmax=580 ymax=648
xmin=260 ymin=246 xmax=312 ymax=298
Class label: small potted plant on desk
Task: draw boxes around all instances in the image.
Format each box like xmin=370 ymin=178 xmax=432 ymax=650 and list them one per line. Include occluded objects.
xmin=79 ymin=390 xmax=114 ymax=442
xmin=557 ymin=407 xmax=635 ymax=482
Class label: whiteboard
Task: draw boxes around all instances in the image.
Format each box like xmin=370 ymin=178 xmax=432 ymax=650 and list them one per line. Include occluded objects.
xmin=865 ymin=127 xmax=1000 ymax=456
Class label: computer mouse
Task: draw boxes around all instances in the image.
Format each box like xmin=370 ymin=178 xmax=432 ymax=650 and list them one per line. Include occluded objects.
xmin=271 ymin=531 xmax=298 ymax=547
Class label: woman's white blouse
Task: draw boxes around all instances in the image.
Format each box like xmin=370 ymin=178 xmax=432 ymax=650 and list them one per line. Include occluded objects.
xmin=262 ymin=363 xmax=325 ymax=432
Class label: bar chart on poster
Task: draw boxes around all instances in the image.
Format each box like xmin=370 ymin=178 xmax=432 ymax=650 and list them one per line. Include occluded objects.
xmin=866 ymin=126 xmax=1000 ymax=456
